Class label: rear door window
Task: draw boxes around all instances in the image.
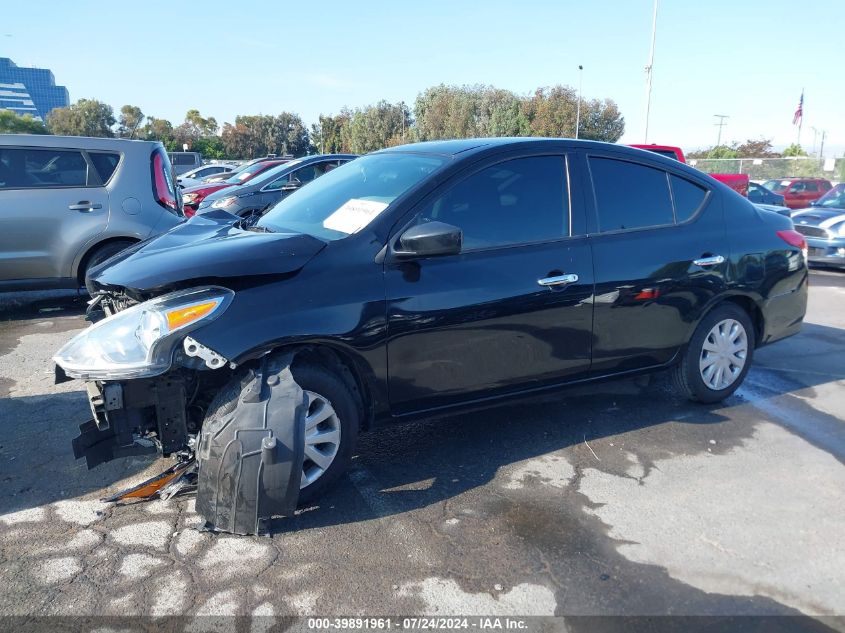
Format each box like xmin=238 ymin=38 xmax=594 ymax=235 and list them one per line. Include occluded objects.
xmin=670 ymin=175 xmax=707 ymax=222
xmin=88 ymin=151 xmax=121 ymax=183
xmin=0 ymin=148 xmax=91 ymax=188
xmin=589 ymin=157 xmax=673 ymax=231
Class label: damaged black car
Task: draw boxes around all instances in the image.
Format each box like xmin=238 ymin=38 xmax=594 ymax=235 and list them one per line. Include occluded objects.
xmin=53 ymin=138 xmax=808 ymax=534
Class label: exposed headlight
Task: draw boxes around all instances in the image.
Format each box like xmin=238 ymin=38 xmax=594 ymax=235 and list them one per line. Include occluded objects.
xmin=53 ymin=287 xmax=233 ymax=380
xmin=211 ymin=196 xmax=239 ymax=209
xmin=182 ymin=192 xmax=199 ymax=204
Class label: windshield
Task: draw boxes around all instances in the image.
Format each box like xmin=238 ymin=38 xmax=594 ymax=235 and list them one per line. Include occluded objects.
xmin=764 ymin=180 xmax=789 ymax=193
xmin=815 ymin=183 xmax=845 ymax=209
xmin=257 ymin=153 xmax=447 ymax=240
xmin=224 ymin=161 xmax=279 ymax=184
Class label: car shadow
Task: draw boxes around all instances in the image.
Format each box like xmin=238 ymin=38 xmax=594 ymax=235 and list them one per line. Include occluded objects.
xmin=277 ymin=319 xmax=845 ymax=534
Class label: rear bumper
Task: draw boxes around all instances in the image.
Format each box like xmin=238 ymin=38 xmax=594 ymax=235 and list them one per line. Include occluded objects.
xmin=805 ymin=236 xmax=845 ymax=267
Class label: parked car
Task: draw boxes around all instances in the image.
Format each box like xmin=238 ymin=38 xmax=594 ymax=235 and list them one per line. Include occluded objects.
xmin=790 ymin=183 xmax=845 ymax=268
xmin=202 ymin=156 xmax=293 ymax=184
xmin=177 ymin=164 xmax=235 ymax=189
xmin=196 ymin=154 xmax=356 ymax=219
xmin=629 ymin=144 xmax=749 ymax=196
xmin=762 ymin=177 xmax=832 ymax=209
xmin=55 ymin=138 xmax=807 ymax=530
xmin=168 ymin=151 xmax=203 ymax=176
xmin=748 ymin=181 xmax=785 ymax=206
xmin=0 ymin=135 xmax=183 ymax=291
xmin=180 ymin=159 xmax=290 ymax=216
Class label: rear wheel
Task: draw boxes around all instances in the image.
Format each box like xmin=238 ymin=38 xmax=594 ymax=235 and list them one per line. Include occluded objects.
xmin=672 ymin=303 xmax=755 ymax=403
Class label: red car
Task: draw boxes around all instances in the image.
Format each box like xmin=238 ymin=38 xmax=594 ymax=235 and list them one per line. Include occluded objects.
xmin=629 ymin=144 xmax=749 ymax=197
xmin=762 ymin=178 xmax=832 ymax=210
xmin=181 ymin=159 xmax=289 ymax=216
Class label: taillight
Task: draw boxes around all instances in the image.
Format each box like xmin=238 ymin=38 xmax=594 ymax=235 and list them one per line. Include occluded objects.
xmin=151 ymin=150 xmax=178 ymax=213
xmin=184 ymin=206 xmax=196 ymax=218
xmin=776 ymin=229 xmax=807 ymax=250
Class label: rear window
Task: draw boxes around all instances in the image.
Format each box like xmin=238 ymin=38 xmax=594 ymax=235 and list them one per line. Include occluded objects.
xmin=670 ymin=175 xmax=707 ymax=222
xmin=0 ymin=147 xmax=91 ymax=188
xmin=88 ymin=151 xmax=121 ymax=183
xmin=589 ymin=157 xmax=674 ymax=231
xmin=171 ymin=153 xmax=199 ymax=166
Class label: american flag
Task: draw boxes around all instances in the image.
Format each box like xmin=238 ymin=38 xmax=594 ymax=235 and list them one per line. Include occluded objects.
xmin=793 ymin=91 xmax=804 ymax=125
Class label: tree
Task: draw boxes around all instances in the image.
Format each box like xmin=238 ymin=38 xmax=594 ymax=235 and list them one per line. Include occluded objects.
xmin=46 ymin=99 xmax=116 ymax=137
xmin=192 ymin=135 xmax=226 ymax=159
xmin=311 ymin=111 xmax=351 ymax=154
xmin=185 ymin=109 xmax=218 ymax=137
xmin=578 ymin=98 xmax=625 ymax=142
xmin=735 ymin=138 xmax=780 ymax=158
xmin=139 ymin=116 xmax=175 ymax=148
xmin=525 ymin=85 xmax=578 ymax=138
xmin=341 ymin=101 xmax=411 ymax=153
xmin=0 ymin=110 xmax=48 ymax=134
xmin=117 ymin=105 xmax=144 ymax=138
xmin=782 ymin=143 xmax=807 ymax=157
xmin=221 ymin=112 xmax=310 ymax=158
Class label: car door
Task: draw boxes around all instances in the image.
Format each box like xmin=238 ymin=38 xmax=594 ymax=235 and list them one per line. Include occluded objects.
xmin=802 ymin=181 xmax=819 ymax=205
xmin=0 ymin=146 xmax=109 ymax=283
xmin=582 ymin=150 xmax=728 ymax=374
xmin=384 ymin=152 xmax=594 ymax=415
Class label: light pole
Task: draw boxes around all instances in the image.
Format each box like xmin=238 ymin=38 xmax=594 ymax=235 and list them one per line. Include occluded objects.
xmin=575 ymin=65 xmax=583 ymax=139
xmin=714 ymin=114 xmax=729 ymax=147
xmin=643 ymin=0 xmax=659 ymax=143
xmin=810 ymin=126 xmax=818 ymax=156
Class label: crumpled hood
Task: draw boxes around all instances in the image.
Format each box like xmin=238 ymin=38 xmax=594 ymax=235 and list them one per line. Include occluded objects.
xmin=88 ymin=210 xmax=326 ymax=294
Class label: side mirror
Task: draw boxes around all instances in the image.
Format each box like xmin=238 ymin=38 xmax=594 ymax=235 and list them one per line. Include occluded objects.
xmin=396 ymin=222 xmax=462 ymax=258
xmin=281 ymin=181 xmax=300 ymax=192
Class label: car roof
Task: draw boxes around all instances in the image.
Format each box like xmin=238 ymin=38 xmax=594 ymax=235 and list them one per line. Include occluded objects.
xmin=239 ymin=153 xmax=358 ymax=185
xmin=378 ymin=137 xmax=654 ymax=158
xmin=0 ymin=134 xmax=161 ymax=150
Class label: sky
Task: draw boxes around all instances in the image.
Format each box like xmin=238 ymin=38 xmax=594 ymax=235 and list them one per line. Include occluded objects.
xmin=2 ymin=0 xmax=843 ymax=155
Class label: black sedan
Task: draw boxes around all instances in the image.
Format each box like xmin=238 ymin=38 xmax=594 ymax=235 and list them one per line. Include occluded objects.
xmin=57 ymin=138 xmax=808 ymax=533
xmin=197 ymin=153 xmax=357 ymax=219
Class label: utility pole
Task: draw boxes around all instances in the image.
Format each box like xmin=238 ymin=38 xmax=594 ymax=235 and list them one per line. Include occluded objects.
xmin=819 ymin=130 xmax=826 ymax=160
xmin=575 ymin=65 xmax=583 ymax=139
xmin=714 ymin=114 xmax=729 ymax=148
xmin=643 ymin=0 xmax=659 ymax=143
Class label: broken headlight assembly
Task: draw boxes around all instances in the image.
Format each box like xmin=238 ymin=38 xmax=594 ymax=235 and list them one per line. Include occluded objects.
xmin=53 ymin=286 xmax=234 ymax=380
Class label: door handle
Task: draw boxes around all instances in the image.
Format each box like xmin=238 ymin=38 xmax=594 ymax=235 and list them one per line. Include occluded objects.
xmin=693 ymin=255 xmax=725 ymax=267
xmin=69 ymin=201 xmax=103 ymax=211
xmin=538 ymin=273 xmax=579 ymax=287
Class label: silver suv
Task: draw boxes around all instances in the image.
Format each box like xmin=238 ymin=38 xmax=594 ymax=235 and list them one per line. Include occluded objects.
xmin=0 ymin=135 xmax=184 ymax=290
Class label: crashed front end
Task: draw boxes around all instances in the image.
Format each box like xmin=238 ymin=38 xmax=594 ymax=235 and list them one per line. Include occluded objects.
xmin=54 ymin=284 xmax=305 ymax=534
xmin=55 ymin=285 xmax=234 ymax=463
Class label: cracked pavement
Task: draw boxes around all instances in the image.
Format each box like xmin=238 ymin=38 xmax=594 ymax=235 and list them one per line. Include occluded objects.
xmin=0 ymin=272 xmax=844 ymax=622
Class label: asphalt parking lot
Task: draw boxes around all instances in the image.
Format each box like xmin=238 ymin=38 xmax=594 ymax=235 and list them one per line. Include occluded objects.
xmin=0 ymin=271 xmax=843 ymax=624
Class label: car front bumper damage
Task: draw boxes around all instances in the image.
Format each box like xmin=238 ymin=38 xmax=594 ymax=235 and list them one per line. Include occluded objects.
xmin=58 ymin=353 xmax=307 ymax=535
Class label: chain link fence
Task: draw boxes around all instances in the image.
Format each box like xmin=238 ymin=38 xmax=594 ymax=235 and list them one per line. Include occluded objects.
xmin=689 ymin=156 xmax=844 ymax=183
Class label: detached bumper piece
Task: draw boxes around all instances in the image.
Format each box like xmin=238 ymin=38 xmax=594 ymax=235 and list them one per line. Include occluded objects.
xmin=102 ymin=458 xmax=196 ymax=503
xmin=196 ymin=353 xmax=305 ymax=536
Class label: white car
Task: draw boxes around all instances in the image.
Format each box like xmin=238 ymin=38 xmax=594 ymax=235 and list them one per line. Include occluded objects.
xmin=177 ymin=163 xmax=235 ymax=188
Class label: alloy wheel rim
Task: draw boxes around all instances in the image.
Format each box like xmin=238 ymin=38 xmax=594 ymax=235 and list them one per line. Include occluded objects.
xmin=300 ymin=390 xmax=342 ymax=489
xmin=699 ymin=318 xmax=748 ymax=391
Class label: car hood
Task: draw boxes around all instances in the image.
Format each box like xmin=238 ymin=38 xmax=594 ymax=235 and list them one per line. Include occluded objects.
xmin=792 ymin=208 xmax=845 ymax=227
xmin=87 ymin=210 xmax=326 ymax=294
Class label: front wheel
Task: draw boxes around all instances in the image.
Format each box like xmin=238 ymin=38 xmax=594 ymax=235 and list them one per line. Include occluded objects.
xmin=672 ymin=303 xmax=755 ymax=403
